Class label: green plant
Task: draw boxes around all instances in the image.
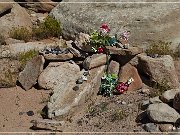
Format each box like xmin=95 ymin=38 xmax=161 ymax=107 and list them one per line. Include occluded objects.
xmin=98 ymin=73 xmax=118 ymax=97
xmin=33 ymin=16 xmax=61 ymax=40
xmin=110 ymin=109 xmax=127 ymax=122
xmin=146 ymin=41 xmax=173 ymax=56
xmin=150 ymin=79 xmax=172 ymax=97
xmin=17 ymin=49 xmax=38 ymax=69
xmin=9 ymin=27 xmax=32 ymax=42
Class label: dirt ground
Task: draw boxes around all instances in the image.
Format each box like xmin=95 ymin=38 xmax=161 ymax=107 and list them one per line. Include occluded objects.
xmin=0 ymin=59 xmax=179 ymax=134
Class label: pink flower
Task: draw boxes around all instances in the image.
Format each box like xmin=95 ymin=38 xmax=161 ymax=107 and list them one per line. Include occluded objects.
xmin=97 ymin=47 xmax=104 ymax=53
xmin=100 ymin=23 xmax=110 ymax=33
xmin=122 ymin=31 xmax=130 ymax=41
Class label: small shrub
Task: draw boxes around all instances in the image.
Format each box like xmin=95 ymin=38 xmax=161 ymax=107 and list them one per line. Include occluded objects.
xmin=9 ymin=27 xmax=32 ymax=42
xmin=146 ymin=41 xmax=173 ymax=56
xmin=17 ymin=49 xmax=39 ymax=70
xmin=110 ymin=109 xmax=127 ymax=122
xmin=33 ymin=16 xmax=61 ymax=40
xmin=150 ymin=79 xmax=172 ymax=97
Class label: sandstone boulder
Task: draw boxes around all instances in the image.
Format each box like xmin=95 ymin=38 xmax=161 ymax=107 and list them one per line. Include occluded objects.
xmin=17 ymin=0 xmax=57 ymax=12
xmin=147 ymin=103 xmax=180 ymax=123
xmin=50 ymin=1 xmax=180 ymax=48
xmin=108 ymin=60 xmax=120 ymax=76
xmin=48 ymin=65 xmax=105 ymax=118
xmin=138 ymin=55 xmax=180 ymax=88
xmin=38 ymin=62 xmax=80 ymax=90
xmin=118 ymin=63 xmax=143 ymax=91
xmin=18 ymin=56 xmax=45 ymax=90
xmin=0 ymin=3 xmax=32 ymax=38
xmin=83 ymin=54 xmax=108 ymax=70
xmin=0 ymin=58 xmax=20 ymax=88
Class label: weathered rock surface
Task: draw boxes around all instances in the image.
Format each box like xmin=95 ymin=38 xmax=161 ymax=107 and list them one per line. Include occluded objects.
xmin=0 ymin=3 xmax=12 ymax=16
xmin=160 ymin=88 xmax=180 ymax=103
xmin=1 ymin=41 xmax=65 ymax=57
xmin=48 ymin=65 xmax=105 ymax=118
xmin=108 ymin=60 xmax=120 ymax=76
xmin=74 ymin=32 xmax=91 ymax=52
xmin=18 ymin=56 xmax=45 ymax=90
xmin=38 ymin=62 xmax=80 ymax=90
xmin=43 ymin=52 xmax=73 ymax=61
xmin=50 ymin=1 xmax=180 ymax=48
xmin=17 ymin=0 xmax=57 ymax=12
xmin=83 ymin=54 xmax=107 ymax=70
xmin=106 ymin=46 xmax=143 ymax=56
xmin=143 ymin=123 xmax=158 ymax=132
xmin=118 ymin=63 xmax=143 ymax=91
xmin=147 ymin=103 xmax=180 ymax=123
xmin=138 ymin=55 xmax=180 ymax=88
xmin=159 ymin=124 xmax=173 ymax=132
xmin=0 ymin=3 xmax=32 ymax=38
xmin=31 ymin=119 xmax=64 ymax=131
xmin=173 ymin=92 xmax=180 ymax=111
xmin=0 ymin=58 xmax=20 ymax=88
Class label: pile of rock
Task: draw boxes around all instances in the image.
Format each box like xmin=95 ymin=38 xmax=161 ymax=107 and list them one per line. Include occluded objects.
xmin=141 ymin=89 xmax=180 ymax=132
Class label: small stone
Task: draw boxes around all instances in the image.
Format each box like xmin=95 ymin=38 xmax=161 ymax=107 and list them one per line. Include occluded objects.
xmin=143 ymin=123 xmax=158 ymax=132
xmin=160 ymin=89 xmax=180 ymax=103
xmin=76 ymin=78 xmax=83 ymax=84
xmin=159 ymin=124 xmax=173 ymax=132
xmin=73 ymin=85 xmax=79 ymax=91
xmin=82 ymin=75 xmax=88 ymax=81
xmin=27 ymin=111 xmax=34 ymax=116
xmin=83 ymin=71 xmax=89 ymax=76
xmin=19 ymin=112 xmax=24 ymax=115
xmin=121 ymin=101 xmax=127 ymax=105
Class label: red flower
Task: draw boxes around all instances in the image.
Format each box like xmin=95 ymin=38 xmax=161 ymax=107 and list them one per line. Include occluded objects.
xmin=116 ymin=82 xmax=129 ymax=94
xmin=100 ymin=23 xmax=110 ymax=33
xmin=97 ymin=47 xmax=104 ymax=53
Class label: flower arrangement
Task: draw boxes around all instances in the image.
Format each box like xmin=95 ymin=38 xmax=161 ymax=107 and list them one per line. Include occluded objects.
xmin=89 ymin=23 xmax=118 ymax=53
xmin=99 ymin=74 xmax=134 ymax=97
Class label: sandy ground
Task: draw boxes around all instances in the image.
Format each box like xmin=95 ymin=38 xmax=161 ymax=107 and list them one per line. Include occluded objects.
xmin=0 ymin=86 xmax=51 ymax=133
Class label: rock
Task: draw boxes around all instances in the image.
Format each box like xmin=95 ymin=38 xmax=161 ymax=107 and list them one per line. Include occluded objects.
xmin=106 ymin=46 xmax=143 ymax=56
xmin=50 ymin=1 xmax=180 ymax=48
xmin=31 ymin=119 xmax=64 ymax=131
xmin=118 ymin=63 xmax=143 ymax=91
xmin=43 ymin=52 xmax=73 ymax=61
xmin=0 ymin=3 xmax=32 ymax=38
xmin=138 ymin=55 xmax=180 ymax=88
xmin=160 ymin=88 xmax=180 ymax=103
xmin=6 ymin=41 xmax=65 ymax=56
xmin=141 ymin=100 xmax=150 ymax=110
xmin=66 ymin=41 xmax=87 ymax=58
xmin=173 ymin=92 xmax=180 ymax=111
xmin=159 ymin=124 xmax=173 ymax=132
xmin=5 ymin=38 xmax=25 ymax=45
xmin=174 ymin=60 xmax=180 ymax=82
xmin=26 ymin=111 xmax=34 ymax=116
xmin=147 ymin=103 xmax=180 ymax=123
xmin=143 ymin=123 xmax=158 ymax=132
xmin=149 ymin=96 xmax=162 ymax=104
xmin=38 ymin=62 xmax=80 ymax=90
xmin=0 ymin=3 xmax=12 ymax=16
xmin=108 ymin=60 xmax=120 ymax=76
xmin=48 ymin=65 xmax=105 ymax=118
xmin=18 ymin=56 xmax=45 ymax=90
xmin=74 ymin=32 xmax=91 ymax=52
xmin=17 ymin=0 xmax=57 ymax=12
xmin=0 ymin=58 xmax=20 ymax=88
xmin=83 ymin=54 xmax=108 ymax=70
